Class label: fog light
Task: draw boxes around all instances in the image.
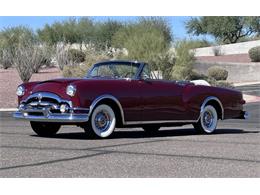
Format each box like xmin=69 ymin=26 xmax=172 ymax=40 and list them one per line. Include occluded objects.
xmin=60 ymin=104 xmax=68 ymax=113
xmin=19 ymin=103 xmax=25 ymax=110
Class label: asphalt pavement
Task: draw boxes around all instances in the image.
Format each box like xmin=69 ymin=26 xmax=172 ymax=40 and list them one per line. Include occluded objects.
xmin=236 ymin=83 xmax=260 ymax=96
xmin=0 ymin=85 xmax=259 ymax=177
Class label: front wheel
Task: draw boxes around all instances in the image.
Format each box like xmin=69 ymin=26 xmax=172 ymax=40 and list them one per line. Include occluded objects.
xmin=84 ymin=104 xmax=116 ymax=138
xmin=193 ymin=105 xmax=218 ymax=134
xmin=30 ymin=122 xmax=60 ymax=137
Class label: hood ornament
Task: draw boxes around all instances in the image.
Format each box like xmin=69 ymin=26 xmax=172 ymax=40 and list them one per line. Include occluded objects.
xmin=38 ymin=93 xmax=42 ymax=103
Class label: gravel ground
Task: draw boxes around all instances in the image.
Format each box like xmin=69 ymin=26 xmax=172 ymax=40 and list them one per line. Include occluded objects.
xmin=0 ymin=68 xmax=61 ymax=108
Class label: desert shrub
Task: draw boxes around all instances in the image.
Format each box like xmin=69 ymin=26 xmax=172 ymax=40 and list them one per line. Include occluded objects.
xmin=0 ymin=26 xmax=36 ymax=69
xmin=55 ymin=44 xmax=70 ymax=70
xmin=63 ymin=49 xmax=111 ymax=78
xmin=215 ymin=80 xmax=234 ymax=89
xmin=171 ymin=66 xmax=192 ymax=80
xmin=147 ymin=51 xmax=176 ymax=80
xmin=112 ymin=17 xmax=172 ymax=74
xmin=84 ymin=47 xmax=111 ymax=66
xmin=0 ymin=26 xmax=45 ymax=81
xmin=248 ymin=46 xmax=260 ymax=62
xmin=208 ymin=79 xmax=234 ymax=89
xmin=208 ymin=66 xmax=228 ymax=80
xmin=0 ymin=48 xmax=12 ymax=69
xmin=32 ymin=44 xmax=54 ymax=73
xmin=188 ymin=70 xmax=208 ymax=80
xmin=13 ymin=42 xmax=46 ymax=82
xmin=171 ymin=40 xmax=195 ymax=80
xmin=62 ymin=65 xmax=87 ymax=78
xmin=68 ymin=49 xmax=85 ymax=63
xmin=183 ymin=39 xmax=211 ymax=49
xmin=212 ymin=46 xmax=222 ymax=56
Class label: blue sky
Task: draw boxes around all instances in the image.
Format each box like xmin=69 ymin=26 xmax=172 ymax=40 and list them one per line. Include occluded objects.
xmin=0 ymin=16 xmax=212 ymax=41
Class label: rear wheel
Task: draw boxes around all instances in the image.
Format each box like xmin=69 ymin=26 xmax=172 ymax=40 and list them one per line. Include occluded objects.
xmin=30 ymin=122 xmax=60 ymax=137
xmin=84 ymin=104 xmax=116 ymax=138
xmin=193 ymin=105 xmax=218 ymax=134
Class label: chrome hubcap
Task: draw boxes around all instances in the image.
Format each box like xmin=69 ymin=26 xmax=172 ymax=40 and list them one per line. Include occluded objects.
xmin=203 ymin=110 xmax=214 ymax=128
xmin=94 ymin=111 xmax=111 ymax=132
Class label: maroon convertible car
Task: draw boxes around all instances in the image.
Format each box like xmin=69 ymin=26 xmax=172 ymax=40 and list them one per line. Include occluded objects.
xmin=13 ymin=60 xmax=248 ymax=138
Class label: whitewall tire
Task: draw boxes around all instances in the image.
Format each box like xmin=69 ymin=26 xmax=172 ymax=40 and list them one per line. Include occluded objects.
xmin=86 ymin=104 xmax=116 ymax=138
xmin=193 ymin=105 xmax=218 ymax=134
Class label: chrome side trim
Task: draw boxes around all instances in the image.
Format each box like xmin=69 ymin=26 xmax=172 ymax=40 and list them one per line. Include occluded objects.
xmin=89 ymin=94 xmax=125 ymax=124
xmin=125 ymin=119 xmax=198 ymax=125
xmin=200 ymin=96 xmax=224 ymax=120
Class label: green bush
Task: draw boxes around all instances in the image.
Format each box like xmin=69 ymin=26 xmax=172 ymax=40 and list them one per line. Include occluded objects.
xmin=0 ymin=49 xmax=12 ymax=69
xmin=171 ymin=66 xmax=191 ymax=80
xmin=62 ymin=65 xmax=87 ymax=78
xmin=63 ymin=49 xmax=110 ymax=78
xmin=188 ymin=70 xmax=208 ymax=80
xmin=0 ymin=26 xmax=36 ymax=70
xmin=207 ymin=66 xmax=228 ymax=81
xmin=171 ymin=40 xmax=196 ymax=80
xmin=208 ymin=79 xmax=234 ymax=89
xmin=68 ymin=49 xmax=85 ymax=63
xmin=248 ymin=46 xmax=260 ymax=62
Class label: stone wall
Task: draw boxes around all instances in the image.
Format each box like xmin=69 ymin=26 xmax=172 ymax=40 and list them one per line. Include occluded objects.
xmin=194 ymin=62 xmax=260 ymax=83
xmin=194 ymin=40 xmax=260 ymax=56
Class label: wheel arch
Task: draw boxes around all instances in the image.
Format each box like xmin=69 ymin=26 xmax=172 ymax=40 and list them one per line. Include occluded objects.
xmin=89 ymin=94 xmax=125 ymax=126
xmin=200 ymin=96 xmax=224 ymax=120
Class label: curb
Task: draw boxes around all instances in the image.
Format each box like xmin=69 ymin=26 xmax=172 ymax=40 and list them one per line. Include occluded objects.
xmin=0 ymin=108 xmax=17 ymax=112
xmin=234 ymin=81 xmax=260 ymax=87
xmin=243 ymin=94 xmax=260 ymax=103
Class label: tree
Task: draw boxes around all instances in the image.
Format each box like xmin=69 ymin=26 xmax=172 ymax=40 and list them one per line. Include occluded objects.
xmin=0 ymin=26 xmax=47 ymax=81
xmin=186 ymin=16 xmax=260 ymax=43
xmin=94 ymin=20 xmax=123 ymax=49
xmin=37 ymin=18 xmax=87 ymax=45
xmin=112 ymin=17 xmax=173 ymax=74
xmin=13 ymin=40 xmax=48 ymax=82
xmin=37 ymin=17 xmax=123 ymax=49
xmin=0 ymin=26 xmax=36 ymax=58
xmin=171 ymin=40 xmax=195 ymax=80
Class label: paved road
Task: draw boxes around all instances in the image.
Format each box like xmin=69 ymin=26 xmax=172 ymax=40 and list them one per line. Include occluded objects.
xmin=0 ymin=101 xmax=259 ymax=178
xmin=236 ymin=84 xmax=260 ymax=96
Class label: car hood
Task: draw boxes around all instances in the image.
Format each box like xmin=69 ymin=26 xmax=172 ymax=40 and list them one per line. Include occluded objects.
xmin=37 ymin=78 xmax=82 ymax=85
xmin=31 ymin=78 xmax=84 ymax=95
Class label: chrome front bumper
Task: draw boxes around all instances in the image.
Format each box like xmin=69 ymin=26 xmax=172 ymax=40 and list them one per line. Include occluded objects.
xmin=13 ymin=110 xmax=89 ymax=123
xmin=13 ymin=92 xmax=89 ymax=123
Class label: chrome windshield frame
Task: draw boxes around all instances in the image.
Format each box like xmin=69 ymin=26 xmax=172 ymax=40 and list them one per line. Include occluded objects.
xmin=86 ymin=60 xmax=144 ymax=80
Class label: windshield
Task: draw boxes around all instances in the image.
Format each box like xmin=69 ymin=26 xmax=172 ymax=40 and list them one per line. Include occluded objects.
xmin=87 ymin=62 xmax=140 ymax=79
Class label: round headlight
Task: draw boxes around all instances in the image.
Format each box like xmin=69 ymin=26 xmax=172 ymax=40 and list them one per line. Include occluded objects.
xmin=16 ymin=85 xmax=25 ymax=96
xmin=66 ymin=85 xmax=76 ymax=97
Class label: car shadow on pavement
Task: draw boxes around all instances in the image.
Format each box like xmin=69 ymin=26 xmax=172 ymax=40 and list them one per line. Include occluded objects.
xmin=31 ymin=128 xmax=259 ymax=140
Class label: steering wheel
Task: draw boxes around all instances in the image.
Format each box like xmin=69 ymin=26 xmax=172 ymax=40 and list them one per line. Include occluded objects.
xmin=123 ymin=72 xmax=132 ymax=78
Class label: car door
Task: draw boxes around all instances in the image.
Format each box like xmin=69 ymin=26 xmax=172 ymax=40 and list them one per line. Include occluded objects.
xmin=138 ymin=65 xmax=186 ymax=122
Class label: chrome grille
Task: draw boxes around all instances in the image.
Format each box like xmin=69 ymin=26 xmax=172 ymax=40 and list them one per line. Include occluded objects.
xmin=20 ymin=92 xmax=72 ymax=116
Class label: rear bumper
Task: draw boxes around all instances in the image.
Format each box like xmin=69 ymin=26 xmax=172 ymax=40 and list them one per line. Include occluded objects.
xmin=235 ymin=111 xmax=249 ymax=119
